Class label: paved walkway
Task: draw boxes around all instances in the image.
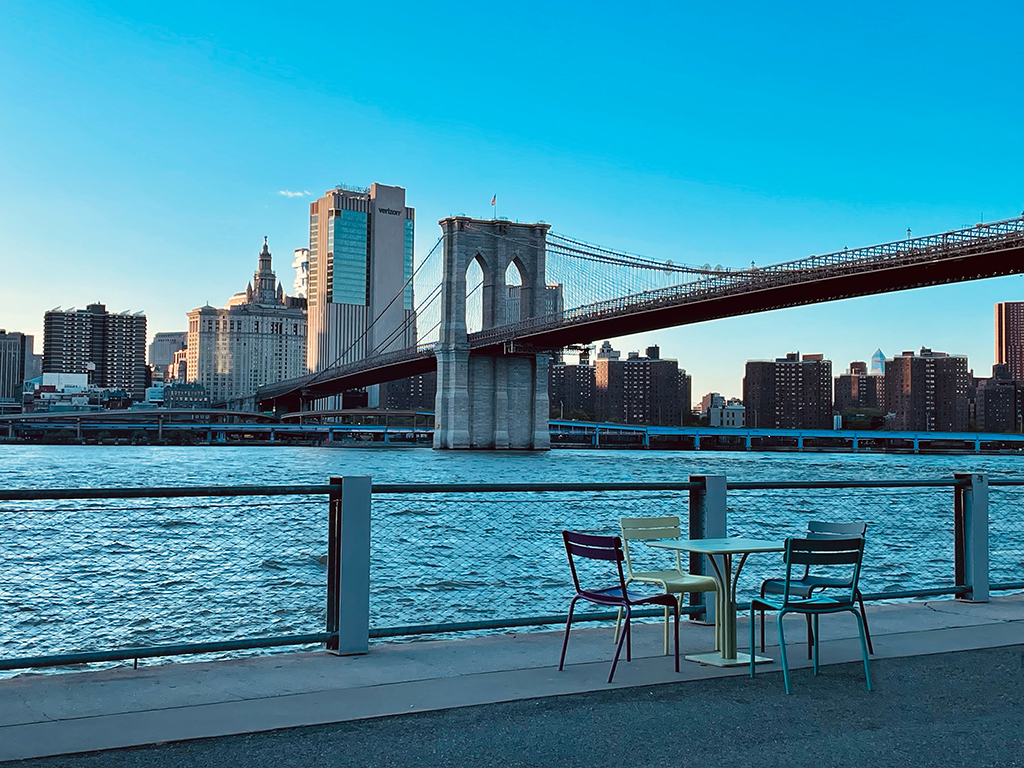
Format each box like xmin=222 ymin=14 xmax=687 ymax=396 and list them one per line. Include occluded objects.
xmin=0 ymin=595 xmax=1021 ymax=765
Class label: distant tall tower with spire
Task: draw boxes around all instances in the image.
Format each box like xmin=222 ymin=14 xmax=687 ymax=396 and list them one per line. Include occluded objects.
xmin=870 ymin=348 xmax=886 ymax=376
xmin=186 ymin=239 xmax=308 ymax=403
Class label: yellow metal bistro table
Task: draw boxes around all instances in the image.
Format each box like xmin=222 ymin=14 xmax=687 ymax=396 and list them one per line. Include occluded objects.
xmin=647 ymin=537 xmax=784 ymax=667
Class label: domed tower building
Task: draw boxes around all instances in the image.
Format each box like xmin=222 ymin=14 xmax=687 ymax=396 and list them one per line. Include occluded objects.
xmin=186 ymin=239 xmax=308 ymax=405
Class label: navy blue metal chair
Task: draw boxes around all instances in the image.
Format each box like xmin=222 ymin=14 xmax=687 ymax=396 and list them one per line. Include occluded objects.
xmin=758 ymin=521 xmax=874 ymax=658
xmin=749 ymin=536 xmax=872 ymax=694
xmin=559 ymin=530 xmax=680 ymax=683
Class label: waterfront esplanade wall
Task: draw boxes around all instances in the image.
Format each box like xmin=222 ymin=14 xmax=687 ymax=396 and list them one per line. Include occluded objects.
xmin=434 ymin=217 xmax=551 ymax=450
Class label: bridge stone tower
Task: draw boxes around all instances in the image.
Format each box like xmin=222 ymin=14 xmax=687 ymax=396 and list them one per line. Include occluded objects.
xmin=434 ymin=217 xmax=552 ymax=450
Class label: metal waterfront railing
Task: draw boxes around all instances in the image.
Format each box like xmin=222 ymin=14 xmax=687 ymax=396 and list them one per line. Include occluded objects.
xmin=0 ymin=475 xmax=1020 ymax=672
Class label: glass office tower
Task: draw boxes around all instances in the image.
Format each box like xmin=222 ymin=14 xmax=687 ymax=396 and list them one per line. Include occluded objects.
xmin=306 ymin=183 xmax=416 ymax=407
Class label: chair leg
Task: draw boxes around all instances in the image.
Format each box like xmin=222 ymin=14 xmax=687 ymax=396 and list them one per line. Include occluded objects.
xmin=749 ymin=604 xmax=757 ymax=679
xmin=759 ymin=585 xmax=766 ymax=652
xmin=663 ymin=604 xmax=670 ymax=656
xmin=856 ymin=590 xmax=874 ymax=654
xmin=806 ymin=614 xmax=814 ymax=660
xmin=811 ymin=614 xmax=820 ymax=676
xmin=806 ymin=586 xmax=818 ymax=659
xmin=625 ymin=616 xmax=632 ymax=662
xmin=608 ymin=607 xmax=630 ymax=683
xmin=558 ymin=597 xmax=578 ymax=672
xmin=613 ymin=607 xmax=623 ymax=644
xmin=673 ymin=600 xmax=680 ymax=673
xmin=853 ymin=608 xmax=873 ymax=691
xmin=777 ymin=611 xmax=791 ymax=694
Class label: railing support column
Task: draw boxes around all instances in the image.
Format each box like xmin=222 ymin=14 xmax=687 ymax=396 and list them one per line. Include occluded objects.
xmin=954 ymin=473 xmax=989 ymax=602
xmin=688 ymin=474 xmax=727 ymax=625
xmin=327 ymin=476 xmax=371 ymax=654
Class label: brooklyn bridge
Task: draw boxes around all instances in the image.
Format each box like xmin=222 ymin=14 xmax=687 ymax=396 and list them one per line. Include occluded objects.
xmin=255 ymin=215 xmax=1024 ymax=449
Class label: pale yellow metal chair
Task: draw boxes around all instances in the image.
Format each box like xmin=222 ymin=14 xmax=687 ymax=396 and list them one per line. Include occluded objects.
xmin=615 ymin=516 xmax=720 ymax=655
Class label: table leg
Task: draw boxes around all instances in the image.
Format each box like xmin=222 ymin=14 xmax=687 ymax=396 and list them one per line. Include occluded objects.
xmin=685 ymin=551 xmax=773 ymax=667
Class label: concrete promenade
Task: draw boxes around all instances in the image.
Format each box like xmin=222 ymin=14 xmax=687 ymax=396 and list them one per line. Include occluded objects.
xmin=0 ymin=595 xmax=1021 ymax=766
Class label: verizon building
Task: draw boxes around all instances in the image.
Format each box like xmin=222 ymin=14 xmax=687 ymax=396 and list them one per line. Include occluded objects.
xmin=307 ymin=184 xmax=415 ymax=381
xmin=995 ymin=301 xmax=1024 ymax=380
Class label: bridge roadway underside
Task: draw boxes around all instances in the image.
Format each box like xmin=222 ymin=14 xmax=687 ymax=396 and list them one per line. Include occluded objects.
xmin=260 ymin=243 xmax=1024 ymax=413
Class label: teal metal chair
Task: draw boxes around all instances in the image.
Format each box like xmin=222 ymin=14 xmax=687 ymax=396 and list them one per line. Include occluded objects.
xmin=749 ymin=536 xmax=872 ymax=694
xmin=758 ymin=521 xmax=874 ymax=658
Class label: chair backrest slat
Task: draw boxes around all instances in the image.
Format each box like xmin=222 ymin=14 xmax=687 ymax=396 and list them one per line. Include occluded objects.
xmin=566 ymin=541 xmax=622 ymax=562
xmin=788 ymin=550 xmax=863 ymax=566
xmin=619 ymin=516 xmax=682 ymax=540
xmin=808 ymin=521 xmax=867 ymax=537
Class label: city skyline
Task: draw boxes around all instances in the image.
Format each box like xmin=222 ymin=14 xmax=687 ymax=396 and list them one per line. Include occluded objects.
xmin=2 ymin=2 xmax=1022 ymax=401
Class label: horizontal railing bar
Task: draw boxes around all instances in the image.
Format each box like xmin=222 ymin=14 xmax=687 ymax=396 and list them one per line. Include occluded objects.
xmin=1 ymin=476 xmax=1003 ymax=503
xmin=0 ymin=485 xmax=336 ymax=502
xmin=0 ymin=632 xmax=334 ymax=671
xmin=991 ymin=581 xmax=1024 ymax=590
xmin=369 ymin=606 xmax=704 ymax=638
xmin=370 ymin=482 xmax=701 ymax=494
xmin=726 ymin=480 xmax=967 ymax=490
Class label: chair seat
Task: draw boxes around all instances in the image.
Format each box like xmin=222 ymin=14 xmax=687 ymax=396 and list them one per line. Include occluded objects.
xmin=762 ymin=576 xmax=854 ymax=598
xmin=630 ymin=570 xmax=718 ymax=593
xmin=580 ymin=585 xmax=679 ymax=608
xmin=752 ymin=594 xmax=853 ymax=613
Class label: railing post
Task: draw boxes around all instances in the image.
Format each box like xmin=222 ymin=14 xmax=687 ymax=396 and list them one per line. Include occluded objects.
xmin=326 ymin=475 xmax=371 ymax=654
xmin=688 ymin=474 xmax=727 ymax=623
xmin=954 ymin=473 xmax=989 ymax=602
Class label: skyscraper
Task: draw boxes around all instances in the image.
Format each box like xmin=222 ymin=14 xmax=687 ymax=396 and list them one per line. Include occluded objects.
xmin=306 ymin=184 xmax=415 ymax=378
xmin=292 ymin=248 xmax=309 ymax=299
xmin=43 ymin=304 xmax=147 ymax=400
xmin=743 ymin=352 xmax=833 ymax=429
xmin=0 ymin=330 xmax=31 ymax=408
xmin=995 ymin=302 xmax=1024 ymax=380
xmin=186 ymin=239 xmax=306 ymax=403
xmin=149 ymin=332 xmax=187 ymax=380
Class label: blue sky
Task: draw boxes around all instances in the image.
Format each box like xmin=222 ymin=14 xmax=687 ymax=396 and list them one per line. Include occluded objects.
xmin=1 ymin=1 xmax=1022 ymax=401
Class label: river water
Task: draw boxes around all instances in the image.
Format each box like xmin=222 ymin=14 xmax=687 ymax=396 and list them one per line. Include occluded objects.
xmin=1 ymin=445 xmax=1021 ymax=670
xmin=4 ymin=443 xmax=1023 ymax=487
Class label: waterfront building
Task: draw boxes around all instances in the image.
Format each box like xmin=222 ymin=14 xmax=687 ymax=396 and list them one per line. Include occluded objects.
xmin=834 ymin=361 xmax=885 ymax=412
xmin=995 ymin=301 xmax=1024 ymax=380
xmin=22 ymin=372 xmax=96 ymax=412
xmin=0 ymin=330 xmax=34 ymax=410
xmin=743 ymin=352 xmax=833 ymax=429
xmin=550 ymin=346 xmax=596 ymax=419
xmin=149 ymin=332 xmax=186 ymax=380
xmin=594 ymin=344 xmax=686 ymax=426
xmin=971 ymin=364 xmax=1021 ymax=433
xmin=186 ymin=239 xmax=307 ymax=403
xmin=306 ymin=183 xmax=415 ymax=407
xmin=884 ymin=347 xmax=969 ymax=432
xmin=292 ymin=248 xmax=309 ymax=299
xmin=43 ymin=304 xmax=147 ymax=400
xmin=164 ymin=381 xmax=211 ymax=409
xmin=708 ymin=399 xmax=745 ymax=427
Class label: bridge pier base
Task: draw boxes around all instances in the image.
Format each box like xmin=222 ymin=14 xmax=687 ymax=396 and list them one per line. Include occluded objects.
xmin=434 ymin=348 xmax=550 ymax=450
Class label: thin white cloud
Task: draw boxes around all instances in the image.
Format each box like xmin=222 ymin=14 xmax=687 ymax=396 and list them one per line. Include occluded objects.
xmin=277 ymin=190 xmax=311 ymax=198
